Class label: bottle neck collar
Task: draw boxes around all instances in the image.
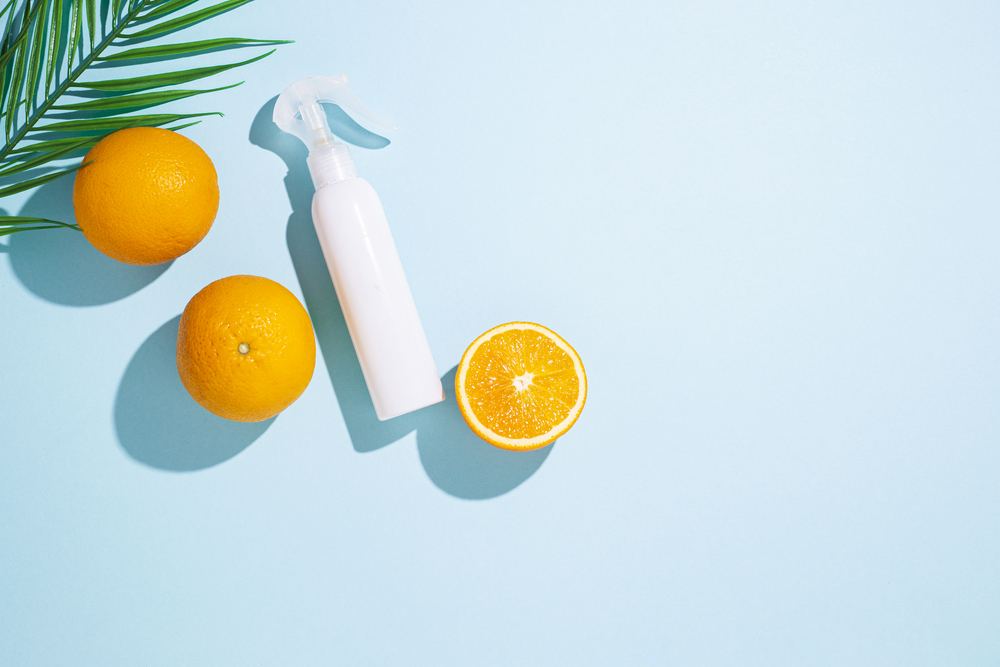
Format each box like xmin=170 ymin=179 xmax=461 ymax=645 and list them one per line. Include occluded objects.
xmin=307 ymin=142 xmax=357 ymax=190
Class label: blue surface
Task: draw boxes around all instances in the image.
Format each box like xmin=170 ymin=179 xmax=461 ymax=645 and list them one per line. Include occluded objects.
xmin=2 ymin=0 xmax=1000 ymax=664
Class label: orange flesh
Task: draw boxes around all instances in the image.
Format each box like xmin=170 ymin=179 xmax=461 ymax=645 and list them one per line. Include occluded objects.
xmin=465 ymin=329 xmax=580 ymax=439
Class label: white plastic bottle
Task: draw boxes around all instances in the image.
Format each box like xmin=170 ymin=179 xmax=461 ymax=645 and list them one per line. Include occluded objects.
xmin=274 ymin=75 xmax=443 ymax=420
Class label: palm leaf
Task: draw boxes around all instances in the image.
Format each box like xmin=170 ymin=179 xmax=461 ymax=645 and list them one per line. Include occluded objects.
xmin=0 ymin=0 xmax=289 ymax=235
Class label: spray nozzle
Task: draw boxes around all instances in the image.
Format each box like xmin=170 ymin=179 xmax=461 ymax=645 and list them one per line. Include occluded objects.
xmin=273 ymin=74 xmax=399 ymax=150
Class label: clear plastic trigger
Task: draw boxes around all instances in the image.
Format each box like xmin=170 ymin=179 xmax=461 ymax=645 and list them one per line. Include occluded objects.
xmin=274 ymin=74 xmax=400 ymax=150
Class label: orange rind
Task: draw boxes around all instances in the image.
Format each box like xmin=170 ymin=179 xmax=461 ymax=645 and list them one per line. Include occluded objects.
xmin=177 ymin=275 xmax=316 ymax=422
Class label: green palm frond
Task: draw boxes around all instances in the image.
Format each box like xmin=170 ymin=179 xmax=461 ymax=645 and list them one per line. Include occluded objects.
xmin=0 ymin=0 xmax=289 ymax=235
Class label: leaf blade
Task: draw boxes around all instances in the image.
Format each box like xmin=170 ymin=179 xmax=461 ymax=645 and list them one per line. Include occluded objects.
xmin=0 ymin=162 xmax=86 ymax=198
xmin=26 ymin=0 xmax=49 ymax=110
xmin=32 ymin=111 xmax=221 ymax=132
xmin=67 ymin=0 xmax=80 ymax=73
xmin=0 ymin=0 xmax=17 ymax=23
xmin=72 ymin=48 xmax=273 ymax=92
xmin=54 ymin=81 xmax=241 ymax=110
xmin=45 ymin=0 xmax=64 ymax=94
xmin=99 ymin=37 xmax=290 ymax=61
xmin=0 ymin=215 xmax=80 ymax=236
xmin=6 ymin=37 xmax=27 ymax=138
xmin=8 ymin=133 xmax=103 ymax=154
xmin=123 ymin=0 xmax=253 ymax=40
xmin=139 ymin=0 xmax=202 ymax=21
xmin=0 ymin=0 xmax=44 ymax=76
xmin=163 ymin=120 xmax=201 ymax=132
xmin=0 ymin=0 xmax=46 ymax=117
xmin=86 ymin=0 xmax=96 ymax=50
xmin=0 ymin=133 xmax=101 ymax=177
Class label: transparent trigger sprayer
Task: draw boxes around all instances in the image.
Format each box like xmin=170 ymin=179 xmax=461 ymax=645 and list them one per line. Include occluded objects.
xmin=274 ymin=74 xmax=444 ymax=420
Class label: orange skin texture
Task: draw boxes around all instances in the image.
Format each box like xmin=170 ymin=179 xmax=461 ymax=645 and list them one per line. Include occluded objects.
xmin=177 ymin=275 xmax=317 ymax=423
xmin=73 ymin=127 xmax=219 ymax=265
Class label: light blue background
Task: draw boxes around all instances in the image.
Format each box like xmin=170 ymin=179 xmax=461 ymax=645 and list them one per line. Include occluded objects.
xmin=2 ymin=0 xmax=999 ymax=664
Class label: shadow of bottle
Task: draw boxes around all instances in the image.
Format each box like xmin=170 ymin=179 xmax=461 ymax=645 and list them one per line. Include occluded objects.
xmin=415 ymin=367 xmax=555 ymax=500
xmin=5 ymin=173 xmax=171 ymax=306
xmin=248 ymin=96 xmax=552 ymax=499
xmin=114 ymin=315 xmax=274 ymax=471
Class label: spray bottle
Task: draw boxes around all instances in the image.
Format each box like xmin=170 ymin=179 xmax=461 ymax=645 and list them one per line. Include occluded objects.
xmin=273 ymin=74 xmax=443 ymax=420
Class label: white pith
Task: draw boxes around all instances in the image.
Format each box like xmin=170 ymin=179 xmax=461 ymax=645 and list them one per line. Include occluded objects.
xmin=457 ymin=322 xmax=587 ymax=449
xmin=512 ymin=372 xmax=534 ymax=392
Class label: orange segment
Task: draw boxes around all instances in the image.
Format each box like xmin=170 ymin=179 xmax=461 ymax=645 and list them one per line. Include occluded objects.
xmin=456 ymin=322 xmax=587 ymax=450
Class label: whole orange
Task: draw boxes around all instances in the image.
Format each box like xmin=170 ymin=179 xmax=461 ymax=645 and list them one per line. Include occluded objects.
xmin=177 ymin=275 xmax=316 ymax=422
xmin=73 ymin=127 xmax=219 ymax=265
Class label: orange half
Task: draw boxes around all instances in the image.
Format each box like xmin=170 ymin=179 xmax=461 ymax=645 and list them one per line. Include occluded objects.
xmin=456 ymin=322 xmax=587 ymax=450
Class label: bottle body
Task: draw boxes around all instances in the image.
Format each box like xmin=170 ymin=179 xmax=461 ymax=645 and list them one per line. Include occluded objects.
xmin=311 ymin=176 xmax=444 ymax=420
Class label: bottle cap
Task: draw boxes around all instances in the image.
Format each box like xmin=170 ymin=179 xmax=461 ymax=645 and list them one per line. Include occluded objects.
xmin=273 ymin=74 xmax=399 ymax=188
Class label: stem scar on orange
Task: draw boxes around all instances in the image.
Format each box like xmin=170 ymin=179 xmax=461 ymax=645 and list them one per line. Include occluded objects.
xmin=456 ymin=322 xmax=587 ymax=450
xmin=177 ymin=275 xmax=316 ymax=423
xmin=73 ymin=127 xmax=219 ymax=266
